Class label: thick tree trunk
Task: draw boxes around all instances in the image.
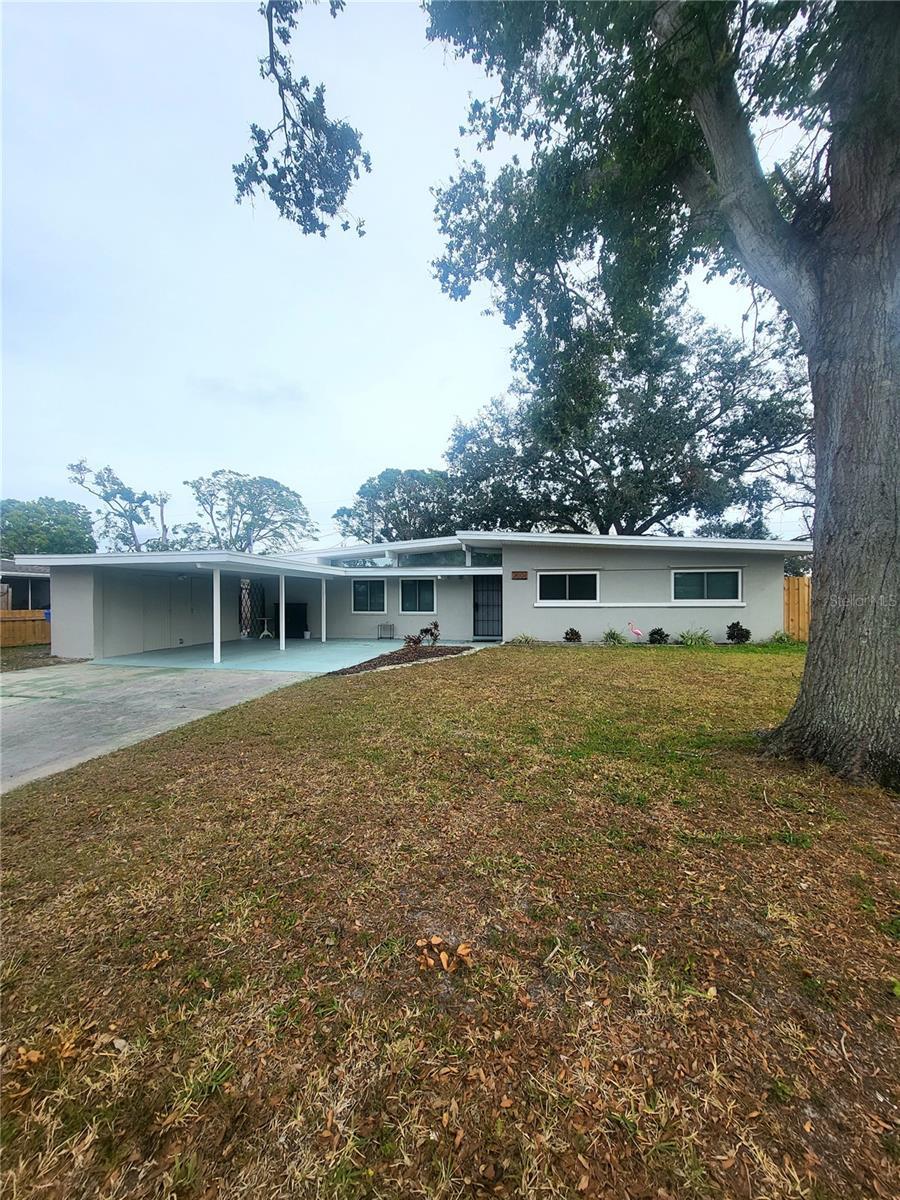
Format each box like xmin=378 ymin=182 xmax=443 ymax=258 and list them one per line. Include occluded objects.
xmin=765 ymin=233 xmax=900 ymax=789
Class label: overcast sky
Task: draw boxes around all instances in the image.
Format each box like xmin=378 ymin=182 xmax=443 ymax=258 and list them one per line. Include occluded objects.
xmin=3 ymin=1 xmax=799 ymax=542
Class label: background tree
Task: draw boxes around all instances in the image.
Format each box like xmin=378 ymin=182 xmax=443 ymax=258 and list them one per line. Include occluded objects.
xmin=448 ymin=308 xmax=809 ymax=535
xmin=0 ymin=497 xmax=97 ymax=556
xmin=185 ymin=470 xmax=317 ymax=553
xmin=421 ymin=0 xmax=899 ymax=786
xmin=67 ymin=460 xmax=157 ymax=552
xmin=334 ymin=468 xmax=456 ymax=543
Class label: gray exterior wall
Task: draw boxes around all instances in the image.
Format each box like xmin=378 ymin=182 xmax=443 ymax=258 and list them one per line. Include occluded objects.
xmin=93 ymin=569 xmax=240 ymax=657
xmin=318 ymin=576 xmax=475 ymax=641
xmin=50 ymin=567 xmax=243 ymax=659
xmin=49 ymin=567 xmax=97 ymax=659
xmin=501 ymin=544 xmax=785 ymax=642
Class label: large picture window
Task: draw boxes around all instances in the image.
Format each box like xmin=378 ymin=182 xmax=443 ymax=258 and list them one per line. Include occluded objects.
xmin=672 ymin=570 xmax=741 ymax=602
xmin=400 ymin=579 xmax=436 ymax=613
xmin=352 ymin=579 xmax=386 ymax=613
xmin=536 ymin=571 xmax=599 ymax=604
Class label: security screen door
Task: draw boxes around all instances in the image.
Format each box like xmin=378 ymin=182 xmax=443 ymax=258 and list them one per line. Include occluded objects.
xmin=473 ymin=577 xmax=503 ymax=639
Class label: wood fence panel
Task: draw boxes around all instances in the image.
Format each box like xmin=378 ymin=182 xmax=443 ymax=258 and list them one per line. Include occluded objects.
xmin=783 ymin=577 xmax=811 ymax=642
xmin=0 ymin=609 xmax=51 ymax=647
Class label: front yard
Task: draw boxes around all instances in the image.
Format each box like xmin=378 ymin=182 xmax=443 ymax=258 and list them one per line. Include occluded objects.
xmin=2 ymin=645 xmax=897 ymax=1199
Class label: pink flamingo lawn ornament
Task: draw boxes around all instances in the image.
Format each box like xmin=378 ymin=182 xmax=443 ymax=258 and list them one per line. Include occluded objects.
xmin=627 ymin=621 xmax=643 ymax=640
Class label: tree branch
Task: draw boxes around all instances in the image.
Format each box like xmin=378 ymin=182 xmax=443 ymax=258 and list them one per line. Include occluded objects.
xmin=653 ymin=1 xmax=819 ymax=345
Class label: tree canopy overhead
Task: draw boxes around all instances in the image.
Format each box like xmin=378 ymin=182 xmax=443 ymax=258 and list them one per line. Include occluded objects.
xmin=234 ymin=0 xmax=370 ymax=236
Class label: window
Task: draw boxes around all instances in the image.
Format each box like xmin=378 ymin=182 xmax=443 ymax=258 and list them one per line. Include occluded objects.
xmin=470 ymin=549 xmax=502 ymax=566
xmin=672 ymin=570 xmax=741 ymax=602
xmin=536 ymin=571 xmax=599 ymax=604
xmin=397 ymin=550 xmax=466 ymax=567
xmin=400 ymin=579 xmax=436 ymax=613
xmin=352 ymin=579 xmax=386 ymax=613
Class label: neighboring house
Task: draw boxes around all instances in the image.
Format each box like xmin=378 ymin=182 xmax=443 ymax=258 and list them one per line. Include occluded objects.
xmin=16 ymin=532 xmax=809 ymax=665
xmin=0 ymin=559 xmax=51 ymax=611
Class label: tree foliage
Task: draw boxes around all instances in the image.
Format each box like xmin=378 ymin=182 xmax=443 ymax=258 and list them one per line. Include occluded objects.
xmin=0 ymin=497 xmax=97 ymax=557
xmin=426 ymin=1 xmax=895 ymax=344
xmin=185 ymin=470 xmax=317 ymax=554
xmin=448 ymin=307 xmax=808 ymax=535
xmin=234 ymin=1 xmax=370 ymax=236
xmin=334 ymin=468 xmax=457 ymax=543
xmin=67 ymin=460 xmax=158 ymax=552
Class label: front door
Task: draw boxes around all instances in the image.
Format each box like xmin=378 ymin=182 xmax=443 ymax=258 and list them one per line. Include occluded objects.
xmin=473 ymin=576 xmax=502 ymax=639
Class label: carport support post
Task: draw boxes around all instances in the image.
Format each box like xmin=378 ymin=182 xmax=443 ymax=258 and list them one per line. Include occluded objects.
xmin=321 ymin=578 xmax=327 ymax=642
xmin=212 ymin=568 xmax=221 ymax=664
xmin=279 ymin=574 xmax=286 ymax=651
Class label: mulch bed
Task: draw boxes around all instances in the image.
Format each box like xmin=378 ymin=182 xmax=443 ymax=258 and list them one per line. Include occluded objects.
xmin=328 ymin=642 xmax=471 ymax=675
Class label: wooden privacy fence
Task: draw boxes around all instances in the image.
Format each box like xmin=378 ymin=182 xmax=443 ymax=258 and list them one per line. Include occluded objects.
xmin=784 ymin=576 xmax=811 ymax=642
xmin=0 ymin=609 xmax=51 ymax=647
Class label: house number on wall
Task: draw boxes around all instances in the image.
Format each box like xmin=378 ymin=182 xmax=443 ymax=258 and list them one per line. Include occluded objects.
xmin=511 ymin=571 xmax=528 ymax=580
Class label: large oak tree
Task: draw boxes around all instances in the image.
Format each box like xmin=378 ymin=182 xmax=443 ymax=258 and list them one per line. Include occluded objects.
xmin=428 ymin=1 xmax=900 ymax=788
xmin=239 ymin=1 xmax=899 ymax=786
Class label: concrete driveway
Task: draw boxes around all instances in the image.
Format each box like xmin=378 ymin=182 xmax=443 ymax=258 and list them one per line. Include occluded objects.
xmin=1 ymin=663 xmax=313 ymax=791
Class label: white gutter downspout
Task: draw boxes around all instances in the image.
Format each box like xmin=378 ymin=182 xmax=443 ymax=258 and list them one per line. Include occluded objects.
xmin=321 ymin=578 xmax=327 ymax=643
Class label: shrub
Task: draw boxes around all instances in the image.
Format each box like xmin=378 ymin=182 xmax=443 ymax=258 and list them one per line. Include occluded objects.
xmin=726 ymin=620 xmax=752 ymax=644
xmin=768 ymin=629 xmax=800 ymax=646
xmin=602 ymin=627 xmax=628 ymax=645
xmin=563 ymin=627 xmax=582 ymax=643
xmin=420 ymin=620 xmax=440 ymax=645
xmin=509 ymin=632 xmax=538 ymax=645
xmin=648 ymin=627 xmax=669 ymax=645
xmin=403 ymin=632 xmax=424 ymax=648
xmin=678 ymin=628 xmax=714 ymax=647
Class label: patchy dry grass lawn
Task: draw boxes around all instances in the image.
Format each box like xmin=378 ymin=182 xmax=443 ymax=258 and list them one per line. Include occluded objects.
xmin=2 ymin=645 xmax=898 ymax=1200
xmin=0 ymin=643 xmax=69 ymax=672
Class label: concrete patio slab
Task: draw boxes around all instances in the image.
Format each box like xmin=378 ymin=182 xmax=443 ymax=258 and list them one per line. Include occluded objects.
xmin=92 ymin=638 xmax=411 ymax=673
xmin=0 ymin=663 xmax=312 ymax=792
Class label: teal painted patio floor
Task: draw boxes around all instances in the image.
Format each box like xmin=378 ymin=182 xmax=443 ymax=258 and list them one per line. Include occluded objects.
xmin=92 ymin=639 xmax=418 ymax=674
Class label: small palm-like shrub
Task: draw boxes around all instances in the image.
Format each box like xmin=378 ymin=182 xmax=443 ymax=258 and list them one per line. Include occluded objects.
xmin=509 ymin=632 xmax=538 ymax=646
xmin=726 ymin=621 xmax=752 ymax=644
xmin=404 ymin=621 xmax=440 ymax=649
xmin=563 ymin=627 xmax=582 ymax=643
xmin=602 ymin=627 xmax=628 ymax=646
xmin=648 ymin=627 xmax=669 ymax=645
xmin=678 ymin=628 xmax=714 ymax=648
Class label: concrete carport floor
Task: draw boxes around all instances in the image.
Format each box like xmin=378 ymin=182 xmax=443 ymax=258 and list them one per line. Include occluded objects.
xmin=0 ymin=663 xmax=313 ymax=792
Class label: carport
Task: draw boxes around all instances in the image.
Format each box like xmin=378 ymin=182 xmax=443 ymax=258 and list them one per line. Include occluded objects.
xmin=17 ymin=551 xmax=346 ymax=666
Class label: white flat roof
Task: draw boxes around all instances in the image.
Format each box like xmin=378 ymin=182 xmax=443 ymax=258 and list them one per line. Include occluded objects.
xmin=456 ymin=531 xmax=813 ymax=554
xmin=17 ymin=531 xmax=811 ymax=577
xmin=13 ymin=550 xmax=345 ymax=579
xmin=295 ymin=530 xmax=813 ymax=559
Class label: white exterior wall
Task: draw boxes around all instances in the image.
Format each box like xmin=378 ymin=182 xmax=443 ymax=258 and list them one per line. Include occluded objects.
xmin=49 ymin=567 xmax=97 ymax=659
xmin=501 ymin=544 xmax=786 ymax=642
xmin=320 ymin=576 xmax=475 ymax=641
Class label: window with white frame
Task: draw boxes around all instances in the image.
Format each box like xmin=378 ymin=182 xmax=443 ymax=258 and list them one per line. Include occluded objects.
xmin=400 ymin=578 xmax=435 ymax=613
xmin=672 ymin=569 xmax=741 ymax=602
xmin=352 ymin=579 xmax=386 ymax=613
xmin=536 ymin=571 xmax=599 ymax=604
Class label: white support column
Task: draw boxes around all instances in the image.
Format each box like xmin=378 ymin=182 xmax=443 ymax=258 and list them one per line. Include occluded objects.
xmin=321 ymin=578 xmax=327 ymax=643
xmin=279 ymin=574 xmax=286 ymax=650
xmin=212 ymin=568 xmax=221 ymax=664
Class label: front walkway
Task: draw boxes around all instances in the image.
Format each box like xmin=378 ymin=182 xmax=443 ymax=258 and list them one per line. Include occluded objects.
xmin=92 ymin=638 xmax=407 ymax=674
